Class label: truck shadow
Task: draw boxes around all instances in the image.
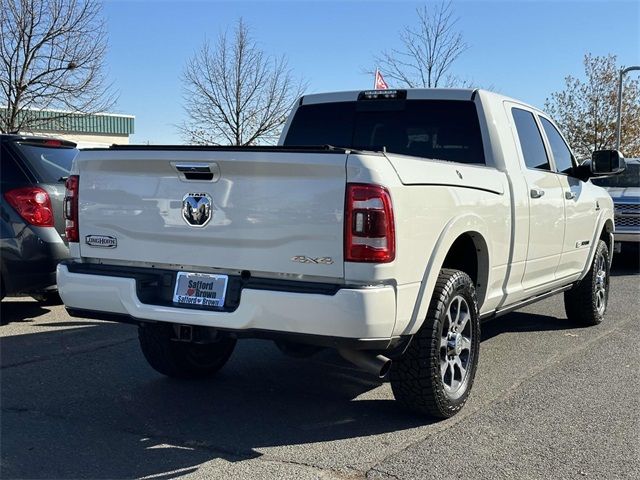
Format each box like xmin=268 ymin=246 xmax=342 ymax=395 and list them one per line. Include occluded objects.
xmin=0 ymin=288 xmax=630 ymax=479
xmin=481 ymin=311 xmax=581 ymax=341
xmin=0 ymin=299 xmax=50 ymax=325
xmin=1 ymin=324 xmax=426 ymax=479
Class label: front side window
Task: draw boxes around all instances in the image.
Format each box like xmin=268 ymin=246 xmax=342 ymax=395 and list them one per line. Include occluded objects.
xmin=540 ymin=117 xmax=574 ymax=174
xmin=511 ymin=108 xmax=550 ymax=171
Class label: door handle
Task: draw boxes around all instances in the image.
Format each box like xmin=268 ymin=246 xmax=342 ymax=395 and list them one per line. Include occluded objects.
xmin=530 ymin=188 xmax=545 ymax=198
xmin=565 ymin=191 xmax=576 ymax=200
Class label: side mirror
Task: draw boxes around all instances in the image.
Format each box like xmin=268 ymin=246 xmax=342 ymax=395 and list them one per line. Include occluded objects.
xmin=590 ymin=150 xmax=626 ymax=176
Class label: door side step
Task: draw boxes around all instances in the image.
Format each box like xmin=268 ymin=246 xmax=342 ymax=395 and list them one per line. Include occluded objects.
xmin=480 ymin=284 xmax=574 ymax=321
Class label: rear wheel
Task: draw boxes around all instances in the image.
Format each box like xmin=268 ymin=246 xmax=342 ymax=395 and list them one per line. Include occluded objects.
xmin=564 ymin=239 xmax=610 ymax=326
xmin=390 ymin=269 xmax=480 ymax=418
xmin=138 ymin=324 xmax=236 ymax=379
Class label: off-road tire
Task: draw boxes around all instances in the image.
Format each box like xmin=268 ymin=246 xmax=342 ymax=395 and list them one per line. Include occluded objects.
xmin=564 ymin=239 xmax=610 ymax=326
xmin=138 ymin=324 xmax=236 ymax=379
xmin=390 ymin=269 xmax=480 ymax=418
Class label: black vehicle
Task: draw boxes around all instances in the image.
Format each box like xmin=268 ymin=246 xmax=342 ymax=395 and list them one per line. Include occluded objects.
xmin=1 ymin=135 xmax=78 ymax=303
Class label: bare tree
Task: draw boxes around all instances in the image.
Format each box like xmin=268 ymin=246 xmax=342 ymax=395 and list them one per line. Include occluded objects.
xmin=180 ymin=18 xmax=306 ymax=146
xmin=545 ymin=54 xmax=640 ymax=159
xmin=373 ymin=1 xmax=468 ymax=88
xmin=0 ymin=0 xmax=115 ymax=133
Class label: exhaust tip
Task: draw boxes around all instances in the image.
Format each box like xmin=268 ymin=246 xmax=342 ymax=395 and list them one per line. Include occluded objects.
xmin=338 ymin=349 xmax=392 ymax=378
xmin=378 ymin=358 xmax=392 ymax=378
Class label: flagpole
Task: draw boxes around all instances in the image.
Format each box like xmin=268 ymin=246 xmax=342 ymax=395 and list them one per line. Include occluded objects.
xmin=374 ymin=67 xmax=378 ymax=89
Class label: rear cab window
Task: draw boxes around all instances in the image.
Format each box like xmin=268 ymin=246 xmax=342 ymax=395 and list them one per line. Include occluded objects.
xmin=284 ymin=98 xmax=486 ymax=165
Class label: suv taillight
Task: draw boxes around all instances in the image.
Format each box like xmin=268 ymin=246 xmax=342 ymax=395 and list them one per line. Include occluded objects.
xmin=3 ymin=187 xmax=54 ymax=227
xmin=64 ymin=175 xmax=79 ymax=242
xmin=345 ymin=183 xmax=395 ymax=263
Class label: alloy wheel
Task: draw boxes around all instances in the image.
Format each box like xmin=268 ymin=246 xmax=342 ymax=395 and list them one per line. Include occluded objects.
xmin=440 ymin=295 xmax=473 ymax=399
xmin=594 ymin=253 xmax=608 ymax=315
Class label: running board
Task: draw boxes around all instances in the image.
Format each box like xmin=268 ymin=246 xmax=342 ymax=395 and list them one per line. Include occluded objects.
xmin=480 ymin=284 xmax=574 ymax=321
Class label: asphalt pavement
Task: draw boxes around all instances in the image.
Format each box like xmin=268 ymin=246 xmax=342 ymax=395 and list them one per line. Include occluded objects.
xmin=1 ymin=252 xmax=638 ymax=479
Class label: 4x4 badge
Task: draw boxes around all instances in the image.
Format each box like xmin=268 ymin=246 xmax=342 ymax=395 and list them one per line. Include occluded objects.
xmin=291 ymin=255 xmax=334 ymax=265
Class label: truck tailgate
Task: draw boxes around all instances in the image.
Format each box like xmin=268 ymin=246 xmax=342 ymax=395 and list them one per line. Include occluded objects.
xmin=76 ymin=149 xmax=347 ymax=279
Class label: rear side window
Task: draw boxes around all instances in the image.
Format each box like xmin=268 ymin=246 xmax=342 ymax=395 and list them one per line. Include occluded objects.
xmin=511 ymin=108 xmax=550 ymax=171
xmin=540 ymin=117 xmax=574 ymax=174
xmin=13 ymin=142 xmax=78 ymax=183
xmin=0 ymin=145 xmax=29 ymax=185
xmin=285 ymin=99 xmax=486 ymax=165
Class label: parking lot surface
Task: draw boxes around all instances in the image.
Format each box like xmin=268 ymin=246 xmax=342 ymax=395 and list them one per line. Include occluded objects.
xmin=1 ymin=254 xmax=639 ymax=480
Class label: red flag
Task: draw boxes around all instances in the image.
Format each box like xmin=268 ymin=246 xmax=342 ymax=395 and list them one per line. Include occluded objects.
xmin=374 ymin=69 xmax=388 ymax=90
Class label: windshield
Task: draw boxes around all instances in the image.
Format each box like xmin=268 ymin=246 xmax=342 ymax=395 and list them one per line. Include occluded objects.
xmin=14 ymin=142 xmax=78 ymax=183
xmin=592 ymin=163 xmax=640 ymax=188
xmin=284 ymin=99 xmax=485 ymax=165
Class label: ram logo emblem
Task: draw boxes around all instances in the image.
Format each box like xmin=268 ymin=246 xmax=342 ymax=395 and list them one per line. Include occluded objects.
xmin=182 ymin=193 xmax=213 ymax=227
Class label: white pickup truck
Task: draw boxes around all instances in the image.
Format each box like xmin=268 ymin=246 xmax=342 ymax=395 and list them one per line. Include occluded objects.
xmin=57 ymin=89 xmax=625 ymax=418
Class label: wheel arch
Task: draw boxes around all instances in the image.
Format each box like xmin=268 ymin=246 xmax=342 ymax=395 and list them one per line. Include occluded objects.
xmin=403 ymin=215 xmax=491 ymax=336
xmin=441 ymin=232 xmax=490 ymax=306
xmin=600 ymin=218 xmax=614 ymax=259
xmin=580 ymin=212 xmax=614 ymax=280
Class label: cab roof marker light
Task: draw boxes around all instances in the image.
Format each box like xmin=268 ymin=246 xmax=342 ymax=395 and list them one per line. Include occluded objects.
xmin=358 ymin=90 xmax=407 ymax=101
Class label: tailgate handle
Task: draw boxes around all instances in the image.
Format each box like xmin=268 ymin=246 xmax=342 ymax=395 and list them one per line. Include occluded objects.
xmin=172 ymin=163 xmax=219 ymax=182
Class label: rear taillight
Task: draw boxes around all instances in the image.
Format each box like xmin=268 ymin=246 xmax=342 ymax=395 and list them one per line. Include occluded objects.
xmin=3 ymin=187 xmax=54 ymax=227
xmin=64 ymin=175 xmax=79 ymax=242
xmin=345 ymin=183 xmax=395 ymax=263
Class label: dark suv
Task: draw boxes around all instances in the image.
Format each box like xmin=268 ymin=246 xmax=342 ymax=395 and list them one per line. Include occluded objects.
xmin=1 ymin=135 xmax=78 ymax=303
xmin=593 ymin=158 xmax=640 ymax=253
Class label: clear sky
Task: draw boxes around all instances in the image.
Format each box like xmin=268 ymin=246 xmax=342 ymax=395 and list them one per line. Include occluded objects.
xmin=102 ymin=0 xmax=640 ymax=144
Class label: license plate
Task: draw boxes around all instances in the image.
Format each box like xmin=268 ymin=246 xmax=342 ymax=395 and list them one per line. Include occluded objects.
xmin=173 ymin=272 xmax=228 ymax=308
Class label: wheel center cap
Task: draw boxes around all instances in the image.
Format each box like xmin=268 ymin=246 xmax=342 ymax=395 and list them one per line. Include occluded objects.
xmin=447 ymin=332 xmax=463 ymax=356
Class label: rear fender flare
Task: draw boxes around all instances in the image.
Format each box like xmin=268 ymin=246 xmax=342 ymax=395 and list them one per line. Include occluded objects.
xmin=404 ymin=214 xmax=490 ymax=336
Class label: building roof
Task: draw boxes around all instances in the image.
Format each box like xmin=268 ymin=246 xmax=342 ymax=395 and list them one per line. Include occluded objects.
xmin=1 ymin=108 xmax=135 ymax=136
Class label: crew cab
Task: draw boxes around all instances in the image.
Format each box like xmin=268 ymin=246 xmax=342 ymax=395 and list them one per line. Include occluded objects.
xmin=57 ymin=89 xmax=624 ymax=418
